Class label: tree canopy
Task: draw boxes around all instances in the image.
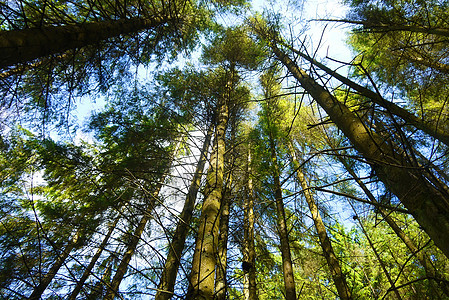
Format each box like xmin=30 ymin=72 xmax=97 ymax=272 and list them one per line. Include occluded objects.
xmin=1 ymin=0 xmax=449 ymax=299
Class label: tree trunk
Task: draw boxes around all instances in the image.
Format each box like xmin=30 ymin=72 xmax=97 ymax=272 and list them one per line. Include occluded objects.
xmin=67 ymin=216 xmax=119 ymax=300
xmin=155 ymin=125 xmax=213 ymax=300
xmin=186 ymin=98 xmax=229 ymax=299
xmin=268 ymin=133 xmax=297 ymax=300
xmin=27 ymin=229 xmax=81 ymax=300
xmin=0 ymin=16 xmax=170 ymax=68
xmin=104 ymin=183 xmax=163 ymax=300
xmin=269 ymin=42 xmax=449 ymax=259
xmin=243 ymin=146 xmax=258 ymax=300
xmin=288 ymin=142 xmax=352 ymax=300
xmin=284 ymin=44 xmax=449 ymax=146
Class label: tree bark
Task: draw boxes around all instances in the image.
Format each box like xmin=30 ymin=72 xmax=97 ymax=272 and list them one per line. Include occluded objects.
xmin=155 ymin=125 xmax=213 ymax=300
xmin=27 ymin=229 xmax=81 ymax=300
xmin=288 ymin=142 xmax=352 ymax=300
xmin=243 ymin=146 xmax=258 ymax=300
xmin=269 ymin=42 xmax=449 ymax=259
xmin=0 ymin=16 xmax=170 ymax=69
xmin=186 ymin=98 xmax=229 ymax=299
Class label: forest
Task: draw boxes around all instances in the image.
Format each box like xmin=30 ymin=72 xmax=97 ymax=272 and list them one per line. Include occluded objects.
xmin=1 ymin=0 xmax=449 ymax=299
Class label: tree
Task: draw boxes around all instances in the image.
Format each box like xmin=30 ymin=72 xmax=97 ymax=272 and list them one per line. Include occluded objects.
xmin=252 ymin=22 xmax=449 ymax=258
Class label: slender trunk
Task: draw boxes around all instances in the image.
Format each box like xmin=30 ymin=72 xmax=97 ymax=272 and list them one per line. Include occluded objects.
xmin=269 ymin=43 xmax=449 ymax=259
xmin=67 ymin=216 xmax=119 ymax=300
xmin=104 ymin=183 xmax=163 ymax=300
xmin=0 ymin=15 xmax=170 ymax=68
xmin=338 ymin=157 xmax=449 ymax=297
xmin=155 ymin=125 xmax=213 ymax=300
xmin=288 ymin=142 xmax=352 ymax=300
xmin=284 ymin=44 xmax=449 ymax=146
xmin=187 ymin=98 xmax=229 ymax=299
xmin=28 ymin=229 xmax=81 ymax=300
xmin=268 ymin=134 xmax=297 ymax=300
xmin=214 ymin=182 xmax=231 ymax=300
xmin=243 ymin=146 xmax=258 ymax=300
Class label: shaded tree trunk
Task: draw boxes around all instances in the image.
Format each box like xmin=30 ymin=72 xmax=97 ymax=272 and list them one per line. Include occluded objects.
xmin=288 ymin=142 xmax=352 ymax=300
xmin=268 ymin=41 xmax=449 ymax=259
xmin=0 ymin=16 xmax=171 ymax=68
xmin=155 ymin=124 xmax=213 ymax=300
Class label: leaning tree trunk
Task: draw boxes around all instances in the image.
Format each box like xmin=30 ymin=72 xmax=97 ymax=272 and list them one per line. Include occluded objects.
xmin=28 ymin=229 xmax=81 ymax=300
xmin=283 ymin=44 xmax=449 ymax=146
xmin=267 ymin=41 xmax=449 ymax=259
xmin=155 ymin=124 xmax=213 ymax=300
xmin=0 ymin=15 xmax=171 ymax=69
xmin=186 ymin=97 xmax=229 ymax=299
xmin=103 ymin=182 xmax=163 ymax=300
xmin=243 ymin=146 xmax=258 ymax=300
xmin=288 ymin=142 xmax=352 ymax=300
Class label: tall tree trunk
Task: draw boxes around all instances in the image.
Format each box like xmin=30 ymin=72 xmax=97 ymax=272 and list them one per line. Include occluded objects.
xmin=27 ymin=229 xmax=81 ymax=300
xmin=243 ymin=146 xmax=258 ymax=300
xmin=268 ymin=133 xmax=297 ymax=300
xmin=268 ymin=42 xmax=449 ymax=259
xmin=0 ymin=15 xmax=171 ymax=68
xmin=288 ymin=142 xmax=352 ymax=300
xmin=67 ymin=216 xmax=119 ymax=300
xmin=104 ymin=182 xmax=163 ymax=300
xmin=155 ymin=125 xmax=213 ymax=300
xmin=187 ymin=98 xmax=229 ymax=299
xmin=283 ymin=44 xmax=449 ymax=146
